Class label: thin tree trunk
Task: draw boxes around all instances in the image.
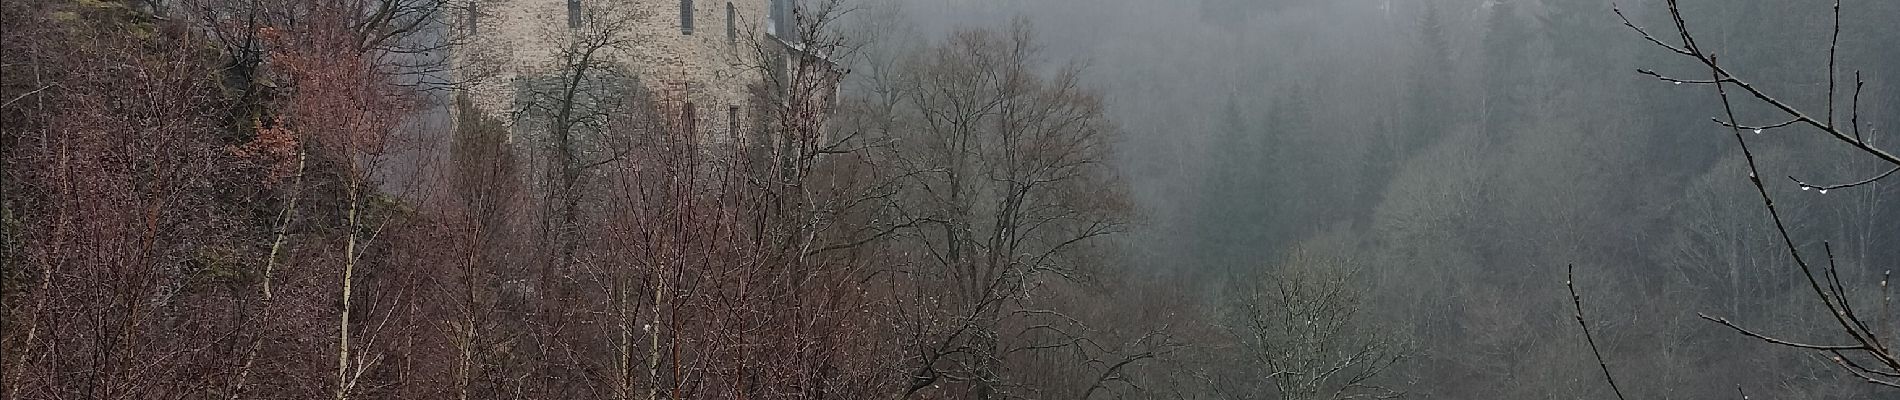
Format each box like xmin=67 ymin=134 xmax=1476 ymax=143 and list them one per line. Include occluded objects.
xmin=647 ymin=271 xmax=666 ymax=400
xmin=457 ymin=247 xmax=479 ymax=400
xmin=336 ymin=177 xmax=360 ymax=400
xmin=231 ymin=149 xmax=305 ymax=400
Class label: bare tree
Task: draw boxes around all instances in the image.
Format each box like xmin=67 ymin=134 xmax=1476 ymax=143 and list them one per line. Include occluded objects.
xmin=490 ymin=4 xmax=649 ymax=397
xmin=1570 ymin=0 xmax=1900 ymax=395
xmin=259 ymin=3 xmax=427 ymax=397
xmin=437 ymin=97 xmax=523 ymax=400
xmin=186 ymin=0 xmax=481 ymax=87
xmin=1228 ymin=250 xmax=1406 ymax=400
xmin=1618 ymin=0 xmax=1899 ymax=388
xmin=1 ymin=2 xmax=242 ymax=398
xmin=857 ymin=19 xmax=1133 ymax=400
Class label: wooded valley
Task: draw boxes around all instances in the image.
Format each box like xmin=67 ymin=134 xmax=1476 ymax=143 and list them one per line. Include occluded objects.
xmin=2 ymin=0 xmax=1896 ymax=399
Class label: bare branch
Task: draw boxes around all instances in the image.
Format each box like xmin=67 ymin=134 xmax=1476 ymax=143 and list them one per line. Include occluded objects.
xmin=1567 ymin=265 xmax=1630 ymax=400
xmin=1697 ymin=313 xmax=1866 ymax=351
xmin=1789 ymin=167 xmax=1900 ymax=192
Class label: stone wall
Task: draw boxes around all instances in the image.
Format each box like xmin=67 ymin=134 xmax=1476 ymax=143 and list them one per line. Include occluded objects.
xmin=455 ymin=0 xmax=773 ymax=143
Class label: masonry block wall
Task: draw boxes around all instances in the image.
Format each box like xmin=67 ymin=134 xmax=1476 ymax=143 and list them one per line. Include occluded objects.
xmin=456 ymin=0 xmax=774 ymax=143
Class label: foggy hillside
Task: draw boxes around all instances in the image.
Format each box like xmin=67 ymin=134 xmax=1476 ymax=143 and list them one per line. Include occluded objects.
xmin=855 ymin=0 xmax=1900 ymax=398
xmin=3 ymin=0 xmax=1896 ymax=399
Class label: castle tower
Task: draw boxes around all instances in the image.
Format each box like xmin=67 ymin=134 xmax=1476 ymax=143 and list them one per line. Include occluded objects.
xmin=454 ymin=0 xmax=793 ymax=144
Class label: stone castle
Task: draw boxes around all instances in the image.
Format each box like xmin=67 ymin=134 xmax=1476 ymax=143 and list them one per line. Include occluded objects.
xmin=455 ymin=0 xmax=805 ymax=142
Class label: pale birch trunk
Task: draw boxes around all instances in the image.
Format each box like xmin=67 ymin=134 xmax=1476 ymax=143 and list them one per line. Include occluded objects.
xmin=230 ymin=149 xmax=305 ymax=400
xmin=335 ymin=175 xmax=361 ymax=400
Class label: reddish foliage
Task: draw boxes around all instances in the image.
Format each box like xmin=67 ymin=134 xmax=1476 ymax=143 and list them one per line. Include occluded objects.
xmin=229 ymin=117 xmax=302 ymax=183
xmin=1 ymin=2 xmax=1126 ymax=400
xmin=1 ymin=1 xmax=256 ymax=398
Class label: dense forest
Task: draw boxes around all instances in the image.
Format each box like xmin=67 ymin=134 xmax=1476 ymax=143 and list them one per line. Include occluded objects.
xmin=2 ymin=0 xmax=1896 ymax=399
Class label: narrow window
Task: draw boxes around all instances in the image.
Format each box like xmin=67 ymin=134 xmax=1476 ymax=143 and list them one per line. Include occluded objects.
xmin=771 ymin=0 xmax=796 ymax=42
xmin=728 ymin=105 xmax=741 ymax=140
xmin=680 ymin=0 xmax=694 ymax=35
xmin=726 ymin=2 xmax=737 ymax=47
xmin=567 ymin=0 xmax=581 ymax=29
xmin=468 ymin=4 xmax=479 ymax=35
xmin=682 ymin=102 xmax=698 ymax=136
xmin=767 ymin=0 xmax=782 ymax=37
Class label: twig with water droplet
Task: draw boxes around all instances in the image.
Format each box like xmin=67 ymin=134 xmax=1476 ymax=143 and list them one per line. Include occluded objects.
xmin=1789 ymin=166 xmax=1900 ymax=193
xmin=1711 ymin=116 xmax=1800 ymax=133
